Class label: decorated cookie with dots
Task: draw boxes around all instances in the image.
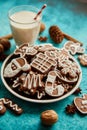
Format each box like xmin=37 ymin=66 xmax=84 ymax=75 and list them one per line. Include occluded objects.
xmin=64 ymin=41 xmax=85 ymax=55
xmin=57 ymin=49 xmax=80 ymax=83
xmin=78 ymin=54 xmax=87 ymax=66
xmin=74 ymin=94 xmax=87 ymax=114
xmin=45 ymin=71 xmax=64 ymax=97
xmin=14 ymin=43 xmax=38 ymax=57
xmin=4 ymin=57 xmax=31 ymax=78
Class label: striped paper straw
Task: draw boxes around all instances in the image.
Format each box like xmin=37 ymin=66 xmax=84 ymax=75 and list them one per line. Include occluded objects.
xmin=34 ymin=4 xmax=47 ymax=20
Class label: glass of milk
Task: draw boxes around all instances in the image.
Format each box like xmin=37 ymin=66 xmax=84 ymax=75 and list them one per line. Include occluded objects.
xmin=8 ymin=5 xmax=42 ymax=46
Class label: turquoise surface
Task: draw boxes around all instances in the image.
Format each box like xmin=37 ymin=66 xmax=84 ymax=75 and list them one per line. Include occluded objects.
xmin=0 ymin=0 xmax=87 ymax=130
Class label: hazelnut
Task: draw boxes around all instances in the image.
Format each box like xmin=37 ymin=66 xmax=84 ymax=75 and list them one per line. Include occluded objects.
xmin=41 ymin=110 xmax=58 ymax=125
xmin=40 ymin=22 xmax=46 ymax=33
xmin=0 ymin=44 xmax=4 ymax=53
xmin=0 ymin=38 xmax=11 ymax=50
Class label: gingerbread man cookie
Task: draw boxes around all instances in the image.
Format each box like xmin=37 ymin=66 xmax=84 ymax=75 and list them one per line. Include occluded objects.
xmin=64 ymin=41 xmax=85 ymax=55
xmin=74 ymin=94 xmax=87 ymax=114
xmin=4 ymin=57 xmax=31 ymax=78
xmin=78 ymin=54 xmax=87 ymax=66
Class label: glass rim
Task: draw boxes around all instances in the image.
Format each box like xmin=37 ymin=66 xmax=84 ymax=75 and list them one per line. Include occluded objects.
xmin=8 ymin=5 xmax=42 ymax=24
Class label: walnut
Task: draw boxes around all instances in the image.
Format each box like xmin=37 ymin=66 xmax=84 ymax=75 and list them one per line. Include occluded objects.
xmin=39 ymin=22 xmax=46 ymax=33
xmin=41 ymin=110 xmax=58 ymax=125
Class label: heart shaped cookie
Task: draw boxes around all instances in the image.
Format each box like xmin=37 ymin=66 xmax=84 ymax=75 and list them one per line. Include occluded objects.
xmin=74 ymin=94 xmax=87 ymax=114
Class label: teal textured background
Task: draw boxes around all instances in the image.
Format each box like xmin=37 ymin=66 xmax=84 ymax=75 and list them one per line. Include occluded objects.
xmin=0 ymin=0 xmax=87 ymax=130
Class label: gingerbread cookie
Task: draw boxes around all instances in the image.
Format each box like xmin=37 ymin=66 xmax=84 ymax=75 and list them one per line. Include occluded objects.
xmin=0 ymin=98 xmax=23 ymax=115
xmin=74 ymin=94 xmax=87 ymax=114
xmin=45 ymin=71 xmax=64 ymax=97
xmin=31 ymin=52 xmax=57 ymax=74
xmin=57 ymin=49 xmax=80 ymax=83
xmin=4 ymin=57 xmax=31 ymax=78
xmin=78 ymin=54 xmax=87 ymax=66
xmin=64 ymin=41 xmax=85 ymax=55
xmin=19 ymin=71 xmax=44 ymax=93
xmin=14 ymin=43 xmax=38 ymax=57
xmin=0 ymin=101 xmax=6 ymax=115
xmin=38 ymin=44 xmax=56 ymax=52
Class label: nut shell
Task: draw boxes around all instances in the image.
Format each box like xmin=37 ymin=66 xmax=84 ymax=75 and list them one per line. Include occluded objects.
xmin=41 ymin=110 xmax=58 ymax=125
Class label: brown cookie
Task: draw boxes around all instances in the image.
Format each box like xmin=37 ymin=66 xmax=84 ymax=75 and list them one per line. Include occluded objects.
xmin=1 ymin=98 xmax=23 ymax=115
xmin=4 ymin=57 xmax=31 ymax=78
xmin=45 ymin=71 xmax=64 ymax=97
xmin=57 ymin=49 xmax=80 ymax=83
xmin=0 ymin=101 xmax=6 ymax=115
xmin=64 ymin=41 xmax=85 ymax=55
xmin=78 ymin=54 xmax=87 ymax=66
xmin=19 ymin=71 xmax=44 ymax=94
xmin=38 ymin=44 xmax=56 ymax=52
xmin=74 ymin=94 xmax=87 ymax=114
xmin=14 ymin=43 xmax=38 ymax=57
xmin=31 ymin=52 xmax=57 ymax=74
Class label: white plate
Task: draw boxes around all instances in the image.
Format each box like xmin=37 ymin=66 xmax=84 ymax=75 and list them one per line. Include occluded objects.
xmin=1 ymin=53 xmax=82 ymax=103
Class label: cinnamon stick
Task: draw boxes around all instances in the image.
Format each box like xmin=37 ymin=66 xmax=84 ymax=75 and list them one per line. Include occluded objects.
xmin=63 ymin=33 xmax=83 ymax=46
xmin=0 ymin=34 xmax=13 ymax=40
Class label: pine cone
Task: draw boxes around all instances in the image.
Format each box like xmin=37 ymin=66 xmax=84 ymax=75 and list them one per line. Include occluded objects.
xmin=49 ymin=26 xmax=64 ymax=43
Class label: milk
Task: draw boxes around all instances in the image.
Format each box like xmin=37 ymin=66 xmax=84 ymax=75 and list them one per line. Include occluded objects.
xmin=10 ymin=11 xmax=41 ymax=46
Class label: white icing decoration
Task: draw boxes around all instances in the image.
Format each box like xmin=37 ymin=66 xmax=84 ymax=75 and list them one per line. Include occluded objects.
xmin=15 ymin=44 xmax=37 ymax=57
xmin=57 ymin=85 xmax=65 ymax=96
xmin=36 ymin=91 xmax=45 ymax=99
xmin=0 ymin=98 xmax=22 ymax=112
xmin=12 ymin=78 xmax=21 ymax=88
xmin=47 ymin=74 xmax=56 ymax=83
xmin=4 ymin=57 xmax=30 ymax=78
xmin=82 ymin=100 xmax=87 ymax=105
xmin=81 ymin=106 xmax=87 ymax=109
xmin=45 ymin=85 xmax=64 ymax=97
xmin=23 ymin=73 xmax=43 ymax=90
xmin=31 ymin=53 xmax=57 ymax=73
xmin=0 ymin=105 xmax=3 ymax=110
xmin=22 ymin=64 xmax=30 ymax=71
